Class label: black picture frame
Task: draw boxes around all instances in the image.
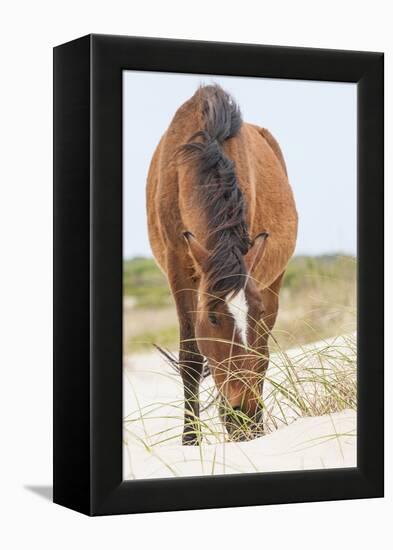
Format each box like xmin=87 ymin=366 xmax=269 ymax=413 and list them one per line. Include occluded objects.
xmin=53 ymin=34 xmax=384 ymax=516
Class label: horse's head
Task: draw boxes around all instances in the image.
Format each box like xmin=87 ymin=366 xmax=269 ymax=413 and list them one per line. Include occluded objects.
xmin=184 ymin=231 xmax=269 ymax=440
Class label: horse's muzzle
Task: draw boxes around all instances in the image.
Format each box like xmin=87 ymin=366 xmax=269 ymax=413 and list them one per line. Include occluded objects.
xmin=221 ymin=405 xmax=264 ymax=442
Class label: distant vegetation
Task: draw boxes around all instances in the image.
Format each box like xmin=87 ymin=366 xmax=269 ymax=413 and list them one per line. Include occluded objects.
xmin=123 ymin=255 xmax=356 ymax=353
xmin=123 ymin=256 xmax=171 ymax=308
xmin=282 ymin=254 xmax=356 ymax=293
xmin=275 ymin=254 xmax=356 ymax=350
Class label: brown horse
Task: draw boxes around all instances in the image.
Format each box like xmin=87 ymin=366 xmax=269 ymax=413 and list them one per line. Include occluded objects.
xmin=147 ymin=85 xmax=297 ymax=444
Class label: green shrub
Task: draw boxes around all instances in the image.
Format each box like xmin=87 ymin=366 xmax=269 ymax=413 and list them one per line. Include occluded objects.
xmin=123 ymin=256 xmax=172 ymax=308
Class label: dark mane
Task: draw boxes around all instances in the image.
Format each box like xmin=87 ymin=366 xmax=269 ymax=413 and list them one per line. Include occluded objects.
xmin=179 ymin=84 xmax=251 ymax=307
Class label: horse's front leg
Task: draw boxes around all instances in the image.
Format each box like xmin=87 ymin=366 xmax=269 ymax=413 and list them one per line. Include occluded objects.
xmin=167 ymin=259 xmax=204 ymax=444
xmin=256 ymin=272 xmax=284 ymax=430
xmin=178 ymin=314 xmax=204 ymax=445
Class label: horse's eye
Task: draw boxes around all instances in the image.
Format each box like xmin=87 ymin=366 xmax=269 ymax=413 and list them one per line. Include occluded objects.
xmin=208 ymin=313 xmax=219 ymax=326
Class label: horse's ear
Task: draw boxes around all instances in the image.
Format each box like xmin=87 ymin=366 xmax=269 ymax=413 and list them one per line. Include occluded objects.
xmin=244 ymin=232 xmax=269 ymax=269
xmin=183 ymin=231 xmax=209 ymax=271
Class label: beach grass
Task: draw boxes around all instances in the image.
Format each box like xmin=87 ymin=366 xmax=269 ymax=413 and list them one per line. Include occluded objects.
xmin=124 ymin=331 xmax=356 ymax=447
xmin=122 ymin=254 xmax=357 ymax=477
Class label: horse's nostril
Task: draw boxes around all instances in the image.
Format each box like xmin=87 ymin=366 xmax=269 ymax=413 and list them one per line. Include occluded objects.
xmin=232 ymin=405 xmax=242 ymax=413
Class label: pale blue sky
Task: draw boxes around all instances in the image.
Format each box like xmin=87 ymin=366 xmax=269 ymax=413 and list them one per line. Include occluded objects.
xmin=123 ymin=71 xmax=356 ymax=259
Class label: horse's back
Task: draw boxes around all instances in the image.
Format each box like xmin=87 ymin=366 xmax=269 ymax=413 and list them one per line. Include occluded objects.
xmin=146 ymin=94 xmax=204 ymax=272
xmin=146 ymin=96 xmax=297 ymax=287
xmin=220 ymin=122 xmax=297 ymax=286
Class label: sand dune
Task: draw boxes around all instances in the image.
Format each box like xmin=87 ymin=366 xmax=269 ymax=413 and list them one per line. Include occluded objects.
xmin=123 ymin=335 xmax=356 ymax=479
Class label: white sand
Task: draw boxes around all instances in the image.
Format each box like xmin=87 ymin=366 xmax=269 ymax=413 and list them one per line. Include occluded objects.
xmin=123 ymin=335 xmax=356 ymax=479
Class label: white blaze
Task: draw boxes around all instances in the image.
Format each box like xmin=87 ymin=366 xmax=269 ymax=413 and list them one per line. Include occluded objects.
xmin=226 ymin=289 xmax=249 ymax=346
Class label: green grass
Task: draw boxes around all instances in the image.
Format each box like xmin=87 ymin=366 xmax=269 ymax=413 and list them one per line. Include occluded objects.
xmin=123 ymin=256 xmax=171 ymax=308
xmin=130 ymin=326 xmax=179 ymax=351
xmin=124 ymin=254 xmax=356 ymax=301
xmin=282 ymin=254 xmax=356 ymax=292
xmin=274 ymin=254 xmax=356 ymax=350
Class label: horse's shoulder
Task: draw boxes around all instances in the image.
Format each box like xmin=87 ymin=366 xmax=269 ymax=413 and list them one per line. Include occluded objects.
xmin=246 ymin=123 xmax=288 ymax=177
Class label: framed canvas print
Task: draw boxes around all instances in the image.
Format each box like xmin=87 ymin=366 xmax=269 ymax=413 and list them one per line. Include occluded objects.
xmin=53 ymin=34 xmax=384 ymax=516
